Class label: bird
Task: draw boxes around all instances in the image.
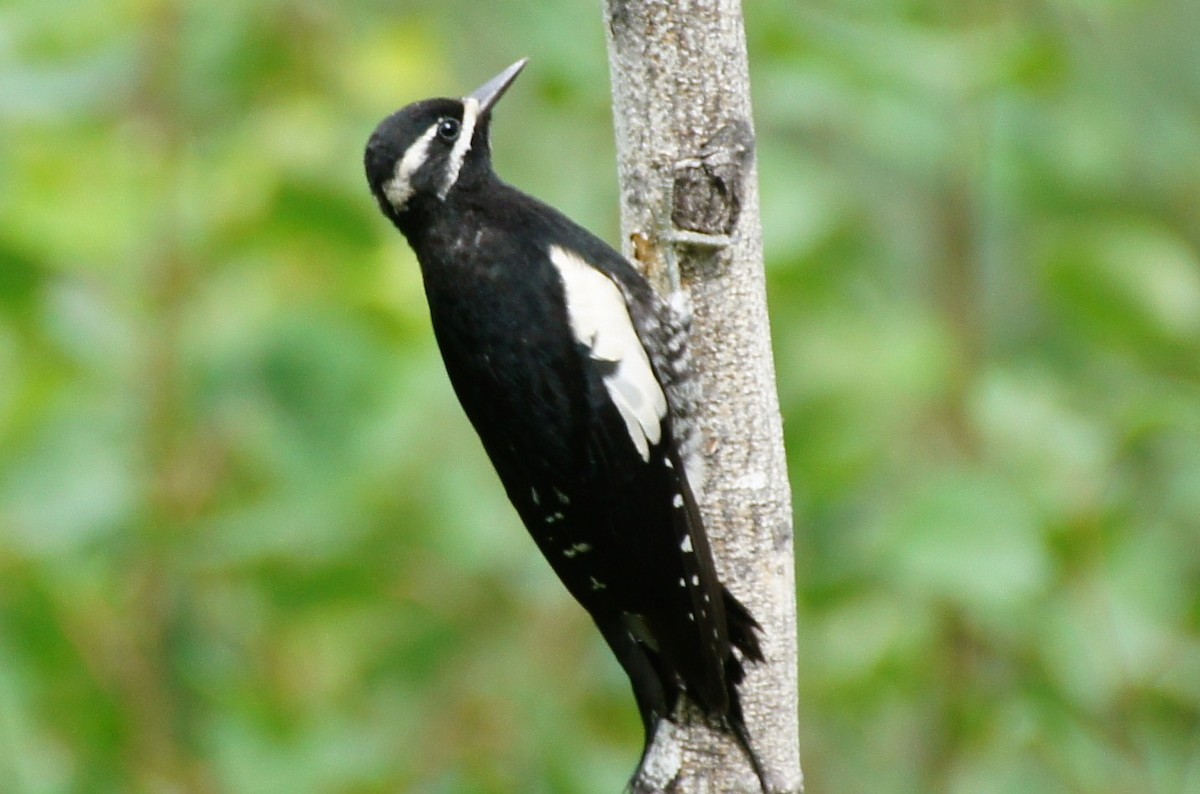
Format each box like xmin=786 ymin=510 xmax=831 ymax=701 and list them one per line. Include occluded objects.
xmin=363 ymin=59 xmax=767 ymax=790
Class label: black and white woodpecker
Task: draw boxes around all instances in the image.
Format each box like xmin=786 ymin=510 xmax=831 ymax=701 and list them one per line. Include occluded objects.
xmin=364 ymin=60 xmax=767 ymax=788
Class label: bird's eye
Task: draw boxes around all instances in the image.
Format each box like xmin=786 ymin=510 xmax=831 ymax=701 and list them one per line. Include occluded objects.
xmin=437 ymin=118 xmax=461 ymax=142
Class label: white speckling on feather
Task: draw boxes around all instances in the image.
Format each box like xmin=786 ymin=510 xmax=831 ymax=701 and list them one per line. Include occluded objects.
xmin=664 ymin=457 xmax=674 ymax=469
xmin=549 ymin=245 xmax=667 ymax=462
xmin=678 ymin=578 xmax=686 ymax=588
xmin=590 ymin=577 xmax=607 ymax=591
xmin=554 ymin=487 xmax=570 ymax=505
xmin=530 ymin=487 xmax=540 ymax=506
xmin=563 ymin=542 xmax=591 ymax=558
xmin=438 ymin=97 xmax=479 ymax=199
xmin=383 ymin=122 xmax=439 ymax=210
xmin=691 ymin=575 xmax=699 ymax=586
xmin=672 ymin=493 xmax=684 ymax=508
xmin=681 ymin=535 xmax=693 ymax=553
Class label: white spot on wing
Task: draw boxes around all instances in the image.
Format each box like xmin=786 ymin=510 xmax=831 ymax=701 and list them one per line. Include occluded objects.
xmin=681 ymin=535 xmax=693 ymax=553
xmin=548 ymin=245 xmax=667 ymax=462
xmin=383 ymin=122 xmax=439 ymax=210
xmin=563 ymin=542 xmax=591 ymax=558
xmin=672 ymin=493 xmax=684 ymax=508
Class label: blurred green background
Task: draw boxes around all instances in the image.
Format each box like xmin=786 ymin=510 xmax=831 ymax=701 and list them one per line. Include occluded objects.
xmin=2 ymin=0 xmax=1199 ymax=791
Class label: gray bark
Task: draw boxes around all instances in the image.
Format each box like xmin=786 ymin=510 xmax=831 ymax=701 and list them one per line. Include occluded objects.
xmin=602 ymin=1 xmax=802 ymax=792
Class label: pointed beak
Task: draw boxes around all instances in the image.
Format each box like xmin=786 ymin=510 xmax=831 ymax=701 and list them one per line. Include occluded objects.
xmin=467 ymin=58 xmax=529 ymax=115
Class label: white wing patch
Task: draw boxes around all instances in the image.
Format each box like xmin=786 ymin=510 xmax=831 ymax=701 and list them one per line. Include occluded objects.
xmin=383 ymin=122 xmax=439 ymax=211
xmin=549 ymin=245 xmax=667 ymax=461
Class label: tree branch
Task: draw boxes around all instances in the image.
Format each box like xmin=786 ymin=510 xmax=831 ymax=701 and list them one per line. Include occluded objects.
xmin=602 ymin=1 xmax=802 ymax=791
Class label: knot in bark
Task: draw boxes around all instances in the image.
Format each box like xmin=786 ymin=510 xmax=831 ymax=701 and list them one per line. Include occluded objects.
xmin=671 ymin=119 xmax=755 ymax=238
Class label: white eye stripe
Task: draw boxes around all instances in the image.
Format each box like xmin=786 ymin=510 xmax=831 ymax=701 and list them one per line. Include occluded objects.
xmin=383 ymin=122 xmax=439 ymax=210
xmin=548 ymin=245 xmax=667 ymax=462
xmin=439 ymin=97 xmax=480 ymax=199
xmin=381 ymin=98 xmax=478 ymax=210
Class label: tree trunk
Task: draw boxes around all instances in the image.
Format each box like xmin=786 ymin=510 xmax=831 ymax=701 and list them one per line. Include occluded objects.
xmin=602 ymin=1 xmax=802 ymax=792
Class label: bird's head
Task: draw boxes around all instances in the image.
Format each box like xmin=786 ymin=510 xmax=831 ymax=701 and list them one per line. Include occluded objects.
xmin=364 ymin=59 xmax=527 ymax=223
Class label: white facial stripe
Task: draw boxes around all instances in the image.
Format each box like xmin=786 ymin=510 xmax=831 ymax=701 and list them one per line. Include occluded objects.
xmin=383 ymin=122 xmax=439 ymax=211
xmin=439 ymin=97 xmax=480 ymax=199
xmin=549 ymin=245 xmax=667 ymax=461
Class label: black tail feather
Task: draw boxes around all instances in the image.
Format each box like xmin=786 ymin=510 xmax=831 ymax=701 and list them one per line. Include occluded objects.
xmin=722 ymin=587 xmax=769 ymax=791
xmin=623 ymin=589 xmax=770 ymax=791
xmin=724 ymin=588 xmax=764 ymax=665
xmin=726 ymin=706 xmax=771 ymax=793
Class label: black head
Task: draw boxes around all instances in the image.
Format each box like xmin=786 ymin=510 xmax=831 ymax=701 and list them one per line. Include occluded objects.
xmin=364 ymin=59 xmax=527 ymax=224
